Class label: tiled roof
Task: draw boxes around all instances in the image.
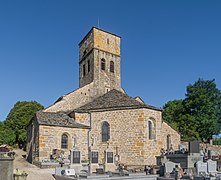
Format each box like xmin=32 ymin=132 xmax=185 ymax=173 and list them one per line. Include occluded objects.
xmin=75 ymin=89 xmax=161 ymax=112
xmin=35 ymin=111 xmax=89 ymax=129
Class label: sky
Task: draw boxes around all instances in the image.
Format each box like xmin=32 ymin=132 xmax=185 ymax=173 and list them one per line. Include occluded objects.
xmin=1 ymin=0 xmax=221 ymax=121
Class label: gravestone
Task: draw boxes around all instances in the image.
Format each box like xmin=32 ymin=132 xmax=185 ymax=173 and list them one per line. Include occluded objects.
xmin=164 ymin=161 xmax=176 ymax=174
xmin=207 ymin=159 xmax=217 ymax=176
xmin=196 ymin=161 xmax=207 ymax=175
xmin=0 ymin=153 xmax=14 ymax=180
xmin=189 ymin=140 xmax=200 ymax=154
xmin=69 ymin=149 xmax=82 ymax=174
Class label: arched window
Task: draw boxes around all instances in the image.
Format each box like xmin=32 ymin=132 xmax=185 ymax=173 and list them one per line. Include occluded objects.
xmin=110 ymin=61 xmax=114 ymax=73
xmin=167 ymin=134 xmax=171 ymax=151
xmin=83 ymin=64 xmax=86 ymax=77
xmin=102 ymin=121 xmax=110 ymax=142
xmin=101 ymin=59 xmax=105 ymax=70
xmin=148 ymin=121 xmax=153 ymax=140
xmin=147 ymin=118 xmax=156 ymax=140
xmin=87 ymin=60 xmax=90 ymax=72
xmin=61 ymin=133 xmax=68 ymax=149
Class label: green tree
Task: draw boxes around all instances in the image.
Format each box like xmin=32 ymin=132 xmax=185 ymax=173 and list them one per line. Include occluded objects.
xmin=0 ymin=122 xmax=16 ymax=145
xmin=162 ymin=99 xmax=184 ymax=129
xmin=185 ymin=79 xmax=221 ymax=140
xmin=4 ymin=101 xmax=44 ymax=147
xmin=163 ymin=79 xmax=221 ymax=141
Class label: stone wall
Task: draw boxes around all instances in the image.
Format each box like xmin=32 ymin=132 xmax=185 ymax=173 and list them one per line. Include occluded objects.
xmin=79 ymin=27 xmax=122 ymax=96
xmin=75 ymin=107 xmax=180 ymax=167
xmin=93 ymin=49 xmax=121 ymax=95
xmin=93 ymin=28 xmax=120 ymax=56
xmin=37 ymin=125 xmax=89 ymax=162
xmin=201 ymin=143 xmax=221 ymax=155
xmin=27 ymin=118 xmax=39 ymax=163
xmin=44 ymin=83 xmax=93 ymax=113
xmin=161 ymin=121 xmax=181 ymax=151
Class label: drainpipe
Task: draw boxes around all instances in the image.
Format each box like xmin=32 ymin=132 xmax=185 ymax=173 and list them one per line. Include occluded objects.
xmin=88 ymin=111 xmax=92 ymax=175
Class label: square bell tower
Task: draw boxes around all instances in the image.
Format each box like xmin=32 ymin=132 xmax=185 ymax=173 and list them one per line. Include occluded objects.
xmin=79 ymin=27 xmax=121 ymax=96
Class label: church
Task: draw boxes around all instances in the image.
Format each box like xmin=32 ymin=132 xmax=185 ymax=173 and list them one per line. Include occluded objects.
xmin=27 ymin=27 xmax=180 ymax=171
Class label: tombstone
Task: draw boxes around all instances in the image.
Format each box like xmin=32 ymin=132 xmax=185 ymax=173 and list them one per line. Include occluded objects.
xmin=0 ymin=153 xmax=14 ymax=180
xmin=69 ymin=149 xmax=82 ymax=174
xmin=196 ymin=161 xmax=207 ymax=175
xmin=189 ymin=141 xmax=200 ymax=154
xmin=91 ymin=151 xmax=98 ymax=164
xmin=207 ymin=159 xmax=217 ymax=176
xmin=164 ymin=161 xmax=176 ymax=174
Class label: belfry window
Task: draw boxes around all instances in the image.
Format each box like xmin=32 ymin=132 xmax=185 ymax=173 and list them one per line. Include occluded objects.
xmin=101 ymin=59 xmax=106 ymax=70
xmin=61 ymin=133 xmax=68 ymax=149
xmin=83 ymin=64 xmax=86 ymax=77
xmin=88 ymin=60 xmax=90 ymax=73
xmin=102 ymin=121 xmax=110 ymax=142
xmin=110 ymin=61 xmax=114 ymax=73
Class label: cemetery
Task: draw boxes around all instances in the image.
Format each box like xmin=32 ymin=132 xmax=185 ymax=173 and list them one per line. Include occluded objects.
xmin=50 ymin=141 xmax=221 ymax=180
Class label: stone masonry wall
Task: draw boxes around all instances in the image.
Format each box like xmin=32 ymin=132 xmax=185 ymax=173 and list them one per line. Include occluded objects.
xmin=38 ymin=125 xmax=88 ymax=162
xmin=93 ymin=28 xmax=120 ymax=56
xmin=26 ymin=118 xmax=40 ymax=163
xmin=161 ymin=121 xmax=181 ymax=151
xmin=79 ymin=27 xmax=122 ymax=96
xmin=44 ymin=83 xmax=93 ymax=113
xmin=93 ymin=49 xmax=121 ymax=96
xmin=75 ymin=108 xmax=180 ymax=167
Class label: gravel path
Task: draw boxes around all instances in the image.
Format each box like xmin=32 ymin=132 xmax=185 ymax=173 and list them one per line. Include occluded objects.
xmin=13 ymin=149 xmax=54 ymax=180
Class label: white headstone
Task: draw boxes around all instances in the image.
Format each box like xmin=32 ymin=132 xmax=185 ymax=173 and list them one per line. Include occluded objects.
xmin=207 ymin=159 xmax=217 ymax=174
xmin=196 ymin=161 xmax=207 ymax=175
xmin=164 ymin=161 xmax=176 ymax=173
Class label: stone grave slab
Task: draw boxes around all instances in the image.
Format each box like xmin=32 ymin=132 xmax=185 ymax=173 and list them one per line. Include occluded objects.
xmin=164 ymin=161 xmax=176 ymax=174
xmin=196 ymin=161 xmax=207 ymax=175
xmin=207 ymin=159 xmax=217 ymax=175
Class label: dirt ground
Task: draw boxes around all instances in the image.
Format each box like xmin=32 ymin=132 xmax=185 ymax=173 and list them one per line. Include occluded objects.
xmin=13 ymin=149 xmax=54 ymax=180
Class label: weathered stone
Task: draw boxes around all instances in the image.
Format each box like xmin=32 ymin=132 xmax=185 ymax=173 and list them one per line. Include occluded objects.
xmin=26 ymin=27 xmax=181 ymax=170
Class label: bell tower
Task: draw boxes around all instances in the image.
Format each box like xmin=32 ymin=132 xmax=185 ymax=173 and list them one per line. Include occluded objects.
xmin=79 ymin=27 xmax=122 ymax=96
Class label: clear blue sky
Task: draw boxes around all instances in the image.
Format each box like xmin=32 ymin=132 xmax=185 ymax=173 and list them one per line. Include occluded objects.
xmin=1 ymin=0 xmax=221 ymax=121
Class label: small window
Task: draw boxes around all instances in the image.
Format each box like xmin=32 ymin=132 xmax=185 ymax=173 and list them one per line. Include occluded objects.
xmin=88 ymin=60 xmax=90 ymax=72
xmin=83 ymin=50 xmax=87 ymax=56
xmin=61 ymin=134 xmax=68 ymax=149
xmin=148 ymin=121 xmax=153 ymax=140
xmin=102 ymin=121 xmax=110 ymax=142
xmin=72 ymin=151 xmax=80 ymax=164
xmin=83 ymin=64 xmax=86 ymax=77
xmin=92 ymin=151 xmax=98 ymax=163
xmin=101 ymin=59 xmax=105 ymax=70
xmin=107 ymin=38 xmax=109 ymax=44
xmin=110 ymin=61 xmax=114 ymax=73
xmin=107 ymin=152 xmax=113 ymax=163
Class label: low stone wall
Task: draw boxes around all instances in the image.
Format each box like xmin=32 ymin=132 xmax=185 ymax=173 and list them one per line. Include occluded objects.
xmin=201 ymin=143 xmax=221 ymax=155
xmin=181 ymin=141 xmax=221 ymax=155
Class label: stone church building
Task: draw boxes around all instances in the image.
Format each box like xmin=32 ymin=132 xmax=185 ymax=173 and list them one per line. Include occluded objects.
xmin=27 ymin=27 xmax=180 ymax=171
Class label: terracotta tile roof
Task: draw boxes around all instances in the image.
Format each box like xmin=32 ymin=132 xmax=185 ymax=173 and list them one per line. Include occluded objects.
xmin=35 ymin=111 xmax=89 ymax=129
xmin=75 ymin=89 xmax=161 ymax=112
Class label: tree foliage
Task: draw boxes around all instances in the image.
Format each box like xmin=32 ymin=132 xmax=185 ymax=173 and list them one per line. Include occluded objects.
xmin=2 ymin=101 xmax=44 ymax=146
xmin=0 ymin=123 xmax=16 ymax=145
xmin=163 ymin=79 xmax=221 ymax=141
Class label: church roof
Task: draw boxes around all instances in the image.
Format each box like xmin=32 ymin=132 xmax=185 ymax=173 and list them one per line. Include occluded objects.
xmin=35 ymin=111 xmax=90 ymax=129
xmin=74 ymin=89 xmax=161 ymax=112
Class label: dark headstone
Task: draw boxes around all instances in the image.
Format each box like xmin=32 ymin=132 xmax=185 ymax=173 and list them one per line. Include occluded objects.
xmin=189 ymin=141 xmax=200 ymax=153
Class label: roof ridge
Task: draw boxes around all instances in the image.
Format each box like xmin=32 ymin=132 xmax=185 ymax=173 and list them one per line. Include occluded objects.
xmin=73 ymin=88 xmax=161 ymax=112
